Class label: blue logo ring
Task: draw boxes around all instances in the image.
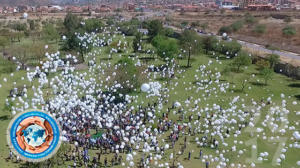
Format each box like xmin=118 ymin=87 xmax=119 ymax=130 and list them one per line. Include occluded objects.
xmin=7 ymin=109 xmax=61 ymax=162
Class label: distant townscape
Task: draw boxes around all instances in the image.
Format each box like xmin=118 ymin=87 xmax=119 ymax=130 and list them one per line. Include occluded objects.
xmin=0 ymin=0 xmax=300 ymax=14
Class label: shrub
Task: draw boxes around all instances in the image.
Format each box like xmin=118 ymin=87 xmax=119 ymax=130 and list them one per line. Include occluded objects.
xmin=283 ymin=16 xmax=293 ymax=23
xmin=191 ymin=22 xmax=200 ymax=27
xmin=219 ymin=26 xmax=232 ymax=35
xmin=230 ymin=20 xmax=244 ymax=32
xmin=282 ymin=26 xmax=296 ymax=37
xmin=256 ymin=59 xmax=270 ymax=70
xmin=253 ymin=24 xmax=266 ymax=34
xmin=244 ymin=13 xmax=256 ymax=24
xmin=119 ymin=25 xmax=138 ymax=36
xmin=11 ymin=23 xmax=27 ymax=32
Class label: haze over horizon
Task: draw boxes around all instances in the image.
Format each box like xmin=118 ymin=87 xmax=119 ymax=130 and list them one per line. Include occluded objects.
xmin=0 ymin=0 xmax=116 ymax=6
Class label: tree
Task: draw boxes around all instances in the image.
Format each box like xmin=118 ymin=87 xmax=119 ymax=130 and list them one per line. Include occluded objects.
xmin=179 ymin=29 xmax=203 ymax=67
xmin=42 ymin=24 xmax=60 ymax=42
xmin=28 ymin=20 xmax=37 ymax=31
xmin=29 ymin=31 xmax=41 ymax=44
xmin=63 ymin=12 xmax=81 ymax=33
xmin=260 ymin=67 xmax=273 ymax=85
xmin=62 ymin=32 xmax=92 ymax=62
xmin=0 ymin=36 xmax=9 ymax=54
xmin=202 ymin=36 xmax=218 ymax=54
xmin=106 ymin=18 xmax=115 ymax=25
xmin=152 ymin=35 xmax=178 ymax=61
xmin=232 ymin=51 xmax=252 ymax=72
xmin=78 ymin=38 xmax=93 ymax=62
xmin=147 ymin=20 xmax=163 ymax=40
xmin=29 ymin=42 xmax=52 ymax=64
xmin=282 ymin=26 xmax=296 ymax=37
xmin=133 ymin=32 xmax=143 ymax=53
xmin=180 ymin=30 xmax=202 ymax=53
xmin=220 ymin=40 xmax=242 ymax=58
xmin=108 ymin=57 xmax=146 ymax=93
xmin=162 ymin=28 xmax=174 ymax=37
xmin=240 ymin=75 xmax=250 ymax=92
xmin=84 ymin=18 xmax=104 ymax=33
xmin=267 ymin=54 xmax=280 ymax=69
xmin=8 ymin=45 xmax=29 ymax=69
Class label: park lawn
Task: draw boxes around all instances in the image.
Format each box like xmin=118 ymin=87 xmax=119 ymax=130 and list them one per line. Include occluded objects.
xmin=0 ymin=42 xmax=299 ymax=168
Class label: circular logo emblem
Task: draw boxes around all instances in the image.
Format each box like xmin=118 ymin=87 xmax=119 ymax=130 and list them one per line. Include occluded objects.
xmin=7 ymin=110 xmax=61 ymax=162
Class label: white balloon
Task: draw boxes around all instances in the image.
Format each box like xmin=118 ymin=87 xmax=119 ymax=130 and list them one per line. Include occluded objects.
xmin=174 ymin=102 xmax=181 ymax=108
xmin=141 ymin=83 xmax=150 ymax=92
xmin=293 ymin=131 xmax=300 ymax=140
xmin=23 ymin=13 xmax=28 ymax=19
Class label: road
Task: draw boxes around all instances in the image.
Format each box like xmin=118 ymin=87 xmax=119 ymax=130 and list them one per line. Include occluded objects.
xmin=236 ymin=40 xmax=300 ymax=61
xmin=164 ymin=25 xmax=300 ymax=61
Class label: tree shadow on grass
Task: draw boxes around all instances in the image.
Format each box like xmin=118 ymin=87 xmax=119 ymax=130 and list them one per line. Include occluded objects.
xmin=212 ymin=56 xmax=228 ymax=60
xmin=157 ymin=77 xmax=168 ymax=82
xmin=0 ymin=115 xmax=9 ymax=121
xmin=179 ymin=65 xmax=192 ymax=69
xmin=139 ymin=57 xmax=155 ymax=60
xmin=232 ymin=89 xmax=244 ymax=93
xmin=99 ymin=58 xmax=112 ymax=61
xmin=295 ymin=95 xmax=300 ymax=100
xmin=250 ymin=82 xmax=266 ymax=87
xmin=192 ymin=81 xmax=209 ymax=85
xmin=288 ymin=83 xmax=300 ymax=88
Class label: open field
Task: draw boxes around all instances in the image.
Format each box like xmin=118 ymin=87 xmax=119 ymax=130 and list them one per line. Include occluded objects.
xmin=0 ymin=34 xmax=299 ymax=167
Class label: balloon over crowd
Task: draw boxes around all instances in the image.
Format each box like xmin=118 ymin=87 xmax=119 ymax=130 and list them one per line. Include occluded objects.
xmin=2 ymin=25 xmax=300 ymax=168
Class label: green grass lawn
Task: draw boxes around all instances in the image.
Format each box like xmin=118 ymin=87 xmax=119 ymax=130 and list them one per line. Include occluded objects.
xmin=0 ymin=39 xmax=299 ymax=168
